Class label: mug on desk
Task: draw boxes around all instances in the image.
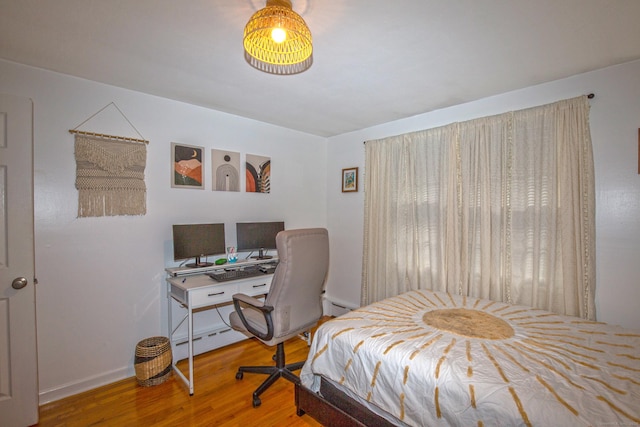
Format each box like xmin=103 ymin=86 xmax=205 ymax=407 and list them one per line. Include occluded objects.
xmin=226 ymin=246 xmax=238 ymax=263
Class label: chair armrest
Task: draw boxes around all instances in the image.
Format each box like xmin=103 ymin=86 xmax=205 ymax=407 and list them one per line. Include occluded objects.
xmin=232 ymin=293 xmax=266 ymax=308
xmin=232 ymin=293 xmax=275 ymax=341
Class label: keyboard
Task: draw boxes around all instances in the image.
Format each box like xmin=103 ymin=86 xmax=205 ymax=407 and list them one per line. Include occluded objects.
xmin=207 ymin=267 xmax=265 ymax=282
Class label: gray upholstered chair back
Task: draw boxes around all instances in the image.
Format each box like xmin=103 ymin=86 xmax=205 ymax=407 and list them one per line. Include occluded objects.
xmin=264 ymin=227 xmax=329 ymax=342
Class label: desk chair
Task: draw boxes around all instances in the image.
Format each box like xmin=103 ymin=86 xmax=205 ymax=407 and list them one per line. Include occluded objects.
xmin=229 ymin=228 xmax=329 ymax=407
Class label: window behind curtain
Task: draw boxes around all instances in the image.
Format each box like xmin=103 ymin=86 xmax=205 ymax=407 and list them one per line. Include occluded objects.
xmin=362 ymin=96 xmax=596 ymax=319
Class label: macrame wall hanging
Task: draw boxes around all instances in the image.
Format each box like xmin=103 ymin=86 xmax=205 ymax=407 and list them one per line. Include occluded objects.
xmin=69 ymin=102 xmax=149 ymax=218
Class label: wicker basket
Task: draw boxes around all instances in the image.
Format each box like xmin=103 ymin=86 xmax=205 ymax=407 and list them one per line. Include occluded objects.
xmin=134 ymin=336 xmax=172 ymax=387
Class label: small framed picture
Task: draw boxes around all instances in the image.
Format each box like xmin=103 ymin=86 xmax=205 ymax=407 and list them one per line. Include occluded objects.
xmin=172 ymin=142 xmax=204 ymax=189
xmin=342 ymin=167 xmax=358 ymax=192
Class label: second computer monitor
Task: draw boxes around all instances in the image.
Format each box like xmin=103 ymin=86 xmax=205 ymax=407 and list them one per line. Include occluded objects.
xmin=236 ymin=221 xmax=285 ymax=259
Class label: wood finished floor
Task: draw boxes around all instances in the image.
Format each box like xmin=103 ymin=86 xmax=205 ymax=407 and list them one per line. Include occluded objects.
xmin=35 ymin=319 xmax=331 ymax=426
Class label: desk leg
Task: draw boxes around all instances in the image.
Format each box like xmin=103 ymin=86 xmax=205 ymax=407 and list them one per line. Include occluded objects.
xmin=187 ymin=300 xmax=194 ymax=395
xmin=167 ymin=283 xmax=195 ymax=395
xmin=167 ymin=283 xmax=173 ymax=360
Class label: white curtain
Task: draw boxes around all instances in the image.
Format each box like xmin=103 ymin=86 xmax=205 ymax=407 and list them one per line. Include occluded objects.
xmin=362 ymin=96 xmax=596 ymax=319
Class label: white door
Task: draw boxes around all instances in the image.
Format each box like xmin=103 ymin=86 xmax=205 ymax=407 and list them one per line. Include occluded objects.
xmin=0 ymin=94 xmax=38 ymax=426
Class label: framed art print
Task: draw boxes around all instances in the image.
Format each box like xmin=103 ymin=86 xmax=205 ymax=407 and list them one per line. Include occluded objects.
xmin=212 ymin=149 xmax=240 ymax=191
xmin=342 ymin=167 xmax=358 ymax=192
xmin=172 ymin=142 xmax=204 ymax=189
xmin=246 ymin=153 xmax=271 ymax=193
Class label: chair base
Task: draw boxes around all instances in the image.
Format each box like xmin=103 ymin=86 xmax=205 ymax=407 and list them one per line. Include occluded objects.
xmin=236 ymin=341 xmax=304 ymax=407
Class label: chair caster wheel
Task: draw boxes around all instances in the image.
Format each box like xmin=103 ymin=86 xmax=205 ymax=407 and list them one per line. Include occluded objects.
xmin=252 ymin=396 xmax=261 ymax=407
xmin=236 ymin=371 xmax=243 ymax=380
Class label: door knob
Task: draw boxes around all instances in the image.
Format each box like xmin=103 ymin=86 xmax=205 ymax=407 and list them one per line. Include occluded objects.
xmin=12 ymin=277 xmax=28 ymax=290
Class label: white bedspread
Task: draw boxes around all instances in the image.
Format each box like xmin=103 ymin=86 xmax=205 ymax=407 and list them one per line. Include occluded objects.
xmin=300 ymin=290 xmax=640 ymax=426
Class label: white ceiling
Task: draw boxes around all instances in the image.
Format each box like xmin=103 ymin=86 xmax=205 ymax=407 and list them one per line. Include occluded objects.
xmin=1 ymin=0 xmax=640 ymax=137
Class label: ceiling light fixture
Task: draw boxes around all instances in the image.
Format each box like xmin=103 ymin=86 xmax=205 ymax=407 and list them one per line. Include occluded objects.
xmin=243 ymin=0 xmax=313 ymax=75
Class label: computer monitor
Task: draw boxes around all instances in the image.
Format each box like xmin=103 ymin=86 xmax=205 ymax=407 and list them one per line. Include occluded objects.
xmin=236 ymin=221 xmax=285 ymax=259
xmin=172 ymin=223 xmax=226 ymax=268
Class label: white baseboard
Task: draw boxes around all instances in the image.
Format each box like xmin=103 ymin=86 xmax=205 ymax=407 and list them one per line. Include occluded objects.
xmin=322 ymin=295 xmax=358 ymax=317
xmin=172 ymin=326 xmax=247 ymax=362
xmin=39 ymin=326 xmax=248 ymax=405
xmin=39 ymin=365 xmax=134 ymax=405
xmin=40 ymin=299 xmax=357 ymax=405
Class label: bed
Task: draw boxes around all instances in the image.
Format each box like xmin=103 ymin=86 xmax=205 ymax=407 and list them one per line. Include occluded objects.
xmin=297 ymin=289 xmax=640 ymax=426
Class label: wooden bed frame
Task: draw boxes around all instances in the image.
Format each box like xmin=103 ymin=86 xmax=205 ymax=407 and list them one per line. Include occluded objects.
xmin=295 ymin=377 xmax=398 ymax=427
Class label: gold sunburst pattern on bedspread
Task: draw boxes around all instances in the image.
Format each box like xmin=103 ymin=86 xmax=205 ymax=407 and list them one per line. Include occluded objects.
xmin=300 ymin=290 xmax=640 ymax=427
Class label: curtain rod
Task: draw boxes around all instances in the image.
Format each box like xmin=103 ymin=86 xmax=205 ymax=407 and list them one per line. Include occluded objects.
xmin=363 ymin=93 xmax=596 ymax=144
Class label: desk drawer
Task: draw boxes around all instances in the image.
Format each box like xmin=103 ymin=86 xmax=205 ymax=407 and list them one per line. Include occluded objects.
xmin=190 ymin=284 xmax=236 ymax=307
xmin=237 ymin=279 xmax=270 ymax=297
xmin=170 ymin=283 xmax=187 ymax=304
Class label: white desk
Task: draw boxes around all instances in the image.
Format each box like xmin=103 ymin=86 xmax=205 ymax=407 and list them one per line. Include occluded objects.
xmin=166 ymin=259 xmax=276 ymax=395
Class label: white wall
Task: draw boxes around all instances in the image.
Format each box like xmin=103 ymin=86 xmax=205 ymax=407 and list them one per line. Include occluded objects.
xmin=0 ymin=59 xmax=327 ymax=403
xmin=324 ymin=59 xmax=640 ymax=331
xmin=2 ymin=57 xmax=639 ymax=405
